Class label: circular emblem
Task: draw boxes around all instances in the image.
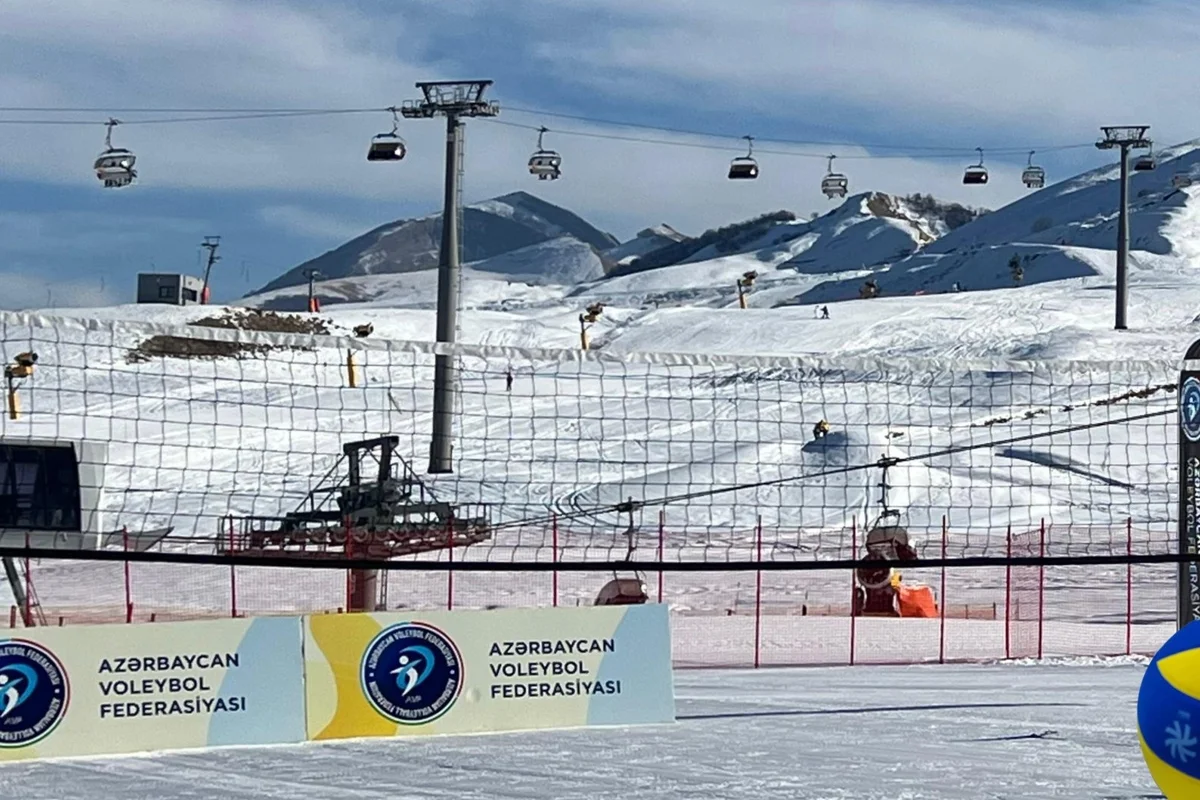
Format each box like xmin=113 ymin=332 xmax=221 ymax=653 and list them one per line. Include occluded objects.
xmin=0 ymin=639 xmax=69 ymax=748
xmin=1183 ymin=378 xmax=1200 ymax=442
xmin=360 ymin=622 xmax=462 ymax=725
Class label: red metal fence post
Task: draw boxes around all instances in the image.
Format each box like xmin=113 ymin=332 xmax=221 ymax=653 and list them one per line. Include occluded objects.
xmin=849 ymin=516 xmax=857 ymax=667
xmin=1004 ymin=526 xmax=1013 ymax=660
xmin=344 ymin=522 xmax=353 ymax=613
xmin=1037 ymin=519 xmax=1046 ymax=660
xmin=552 ymin=513 xmax=559 ymax=608
xmin=1126 ymin=518 xmax=1133 ymax=656
xmin=754 ymin=515 xmax=763 ymax=669
xmin=123 ymin=526 xmax=133 ymax=624
xmin=939 ymin=515 xmax=948 ymax=664
xmin=228 ymin=518 xmax=238 ymax=619
xmin=446 ymin=516 xmax=454 ymax=612
xmin=22 ymin=532 xmax=31 ymax=628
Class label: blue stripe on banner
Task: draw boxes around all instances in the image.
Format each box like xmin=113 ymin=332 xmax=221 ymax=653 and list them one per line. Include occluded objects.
xmin=207 ymin=617 xmax=307 ymax=747
xmin=585 ymin=605 xmax=675 ymax=727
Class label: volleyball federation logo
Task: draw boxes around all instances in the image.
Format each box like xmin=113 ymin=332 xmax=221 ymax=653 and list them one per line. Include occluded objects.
xmin=1181 ymin=376 xmax=1200 ymax=442
xmin=0 ymin=639 xmax=69 ymax=748
xmin=360 ymin=622 xmax=463 ymax=725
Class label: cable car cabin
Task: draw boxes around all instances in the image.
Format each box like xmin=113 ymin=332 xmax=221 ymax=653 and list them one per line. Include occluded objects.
xmin=94 ymin=150 xmax=136 ymax=188
xmin=962 ymin=166 xmax=988 ymax=185
xmin=1134 ymin=155 xmax=1156 ymax=172
xmin=728 ymin=157 xmax=759 ymax=180
xmin=594 ymin=578 xmax=648 ymax=606
xmin=821 ymin=173 xmax=849 ymax=199
xmin=366 ymin=134 xmax=406 ymax=162
xmin=528 ymin=151 xmax=562 ymax=180
xmin=1021 ymin=165 xmax=1046 ymax=189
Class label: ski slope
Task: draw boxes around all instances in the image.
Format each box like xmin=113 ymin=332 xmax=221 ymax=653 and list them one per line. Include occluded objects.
xmin=0 ymin=661 xmax=1161 ymax=799
xmin=5 ymin=142 xmax=1200 ymax=659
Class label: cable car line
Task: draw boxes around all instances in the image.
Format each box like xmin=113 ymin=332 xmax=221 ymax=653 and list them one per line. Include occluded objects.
xmin=498 ymin=104 xmax=1097 ymax=156
xmin=0 ymin=102 xmax=1098 ymax=157
xmin=0 ymin=100 xmax=1172 ymax=192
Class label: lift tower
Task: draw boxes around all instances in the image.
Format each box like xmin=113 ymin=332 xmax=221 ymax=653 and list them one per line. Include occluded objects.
xmin=401 ymin=81 xmax=499 ymax=474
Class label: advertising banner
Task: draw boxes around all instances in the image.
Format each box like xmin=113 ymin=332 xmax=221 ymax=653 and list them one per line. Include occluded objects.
xmin=303 ymin=604 xmax=675 ymax=741
xmin=0 ymin=616 xmax=306 ymax=761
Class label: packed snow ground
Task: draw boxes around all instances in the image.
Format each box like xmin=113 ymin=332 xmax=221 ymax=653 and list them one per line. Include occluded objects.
xmin=0 ymin=661 xmax=1162 ymax=799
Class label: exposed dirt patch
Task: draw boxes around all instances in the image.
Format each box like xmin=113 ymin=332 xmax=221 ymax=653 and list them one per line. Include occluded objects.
xmin=126 ymin=309 xmax=332 ymax=363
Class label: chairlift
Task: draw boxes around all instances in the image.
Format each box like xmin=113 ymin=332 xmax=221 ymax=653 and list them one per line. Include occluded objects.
xmin=527 ymin=126 xmax=562 ymax=180
xmin=820 ymin=154 xmax=849 ymax=199
xmin=1021 ymin=150 xmax=1045 ymax=189
xmin=366 ymin=107 xmax=406 ymax=162
xmin=93 ymin=118 xmax=137 ymax=188
xmin=728 ymin=135 xmax=759 ymax=180
xmin=594 ymin=576 xmax=649 ymax=606
xmin=1134 ymin=143 xmax=1156 ymax=172
xmin=962 ymin=147 xmax=988 ymax=185
xmin=1173 ymin=172 xmax=1193 ymax=189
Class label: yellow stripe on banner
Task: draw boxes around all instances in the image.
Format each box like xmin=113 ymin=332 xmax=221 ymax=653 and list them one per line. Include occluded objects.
xmin=1140 ymin=730 xmax=1198 ymax=799
xmin=0 ymin=745 xmax=36 ymax=762
xmin=308 ymin=614 xmax=396 ymax=741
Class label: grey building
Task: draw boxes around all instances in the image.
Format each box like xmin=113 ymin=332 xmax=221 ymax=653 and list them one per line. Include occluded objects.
xmin=136 ymin=273 xmax=205 ymax=305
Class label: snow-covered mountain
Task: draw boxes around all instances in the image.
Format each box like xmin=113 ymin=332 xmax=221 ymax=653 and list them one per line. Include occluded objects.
xmin=249 ymin=236 xmax=607 ymax=312
xmin=603 ymin=224 xmax=690 ymax=267
xmin=249 ymin=190 xmax=619 ymax=297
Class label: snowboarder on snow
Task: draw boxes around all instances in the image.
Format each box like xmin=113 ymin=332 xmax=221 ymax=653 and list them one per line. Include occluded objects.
xmin=505 ymin=369 xmax=514 ymax=392
xmin=813 ymin=419 xmax=831 ymax=440
xmin=820 ymin=305 xmax=830 ymax=319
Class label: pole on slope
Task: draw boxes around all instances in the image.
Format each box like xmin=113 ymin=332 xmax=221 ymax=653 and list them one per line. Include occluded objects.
xmin=401 ymin=81 xmax=499 ymax=475
xmin=200 ymin=236 xmax=221 ymax=305
xmin=1116 ymin=144 xmax=1130 ymax=330
xmin=1096 ymin=126 xmax=1151 ymax=331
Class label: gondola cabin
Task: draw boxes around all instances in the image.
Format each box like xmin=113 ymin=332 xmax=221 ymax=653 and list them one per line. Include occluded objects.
xmin=728 ymin=157 xmax=758 ymax=180
xmin=94 ymin=150 xmax=136 ymax=188
xmin=0 ymin=437 xmax=109 ymax=549
xmin=821 ymin=173 xmax=849 ymax=198
xmin=528 ymin=151 xmax=562 ymax=180
xmin=1021 ymin=165 xmax=1046 ymax=189
xmin=366 ymin=134 xmax=406 ymax=162
xmin=1134 ymin=154 xmax=1156 ymax=171
xmin=962 ymin=165 xmax=988 ymax=185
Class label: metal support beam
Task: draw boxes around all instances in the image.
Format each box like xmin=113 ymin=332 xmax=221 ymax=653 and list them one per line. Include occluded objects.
xmin=400 ymin=81 xmax=498 ymax=474
xmin=428 ymin=114 xmax=463 ymax=473
xmin=1096 ymin=126 xmax=1151 ymax=331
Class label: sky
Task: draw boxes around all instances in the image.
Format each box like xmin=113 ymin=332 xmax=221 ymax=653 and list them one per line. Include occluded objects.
xmin=2 ymin=0 xmax=1200 ymax=309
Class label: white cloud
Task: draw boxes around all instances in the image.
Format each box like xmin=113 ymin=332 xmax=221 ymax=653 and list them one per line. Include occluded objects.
xmin=257 ymin=205 xmax=380 ymax=241
xmin=517 ymin=0 xmax=1200 ymax=144
xmin=0 ymin=0 xmax=1183 ymax=251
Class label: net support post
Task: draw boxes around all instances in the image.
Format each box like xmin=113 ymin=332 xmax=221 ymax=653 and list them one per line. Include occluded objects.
xmin=1178 ymin=339 xmax=1200 ymax=628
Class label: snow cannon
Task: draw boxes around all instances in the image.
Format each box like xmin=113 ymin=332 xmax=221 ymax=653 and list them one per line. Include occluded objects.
xmin=852 ymin=521 xmax=938 ymax=617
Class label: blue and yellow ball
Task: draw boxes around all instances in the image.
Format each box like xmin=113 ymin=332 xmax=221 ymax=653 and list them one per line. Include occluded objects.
xmin=1139 ymin=621 xmax=1200 ymax=798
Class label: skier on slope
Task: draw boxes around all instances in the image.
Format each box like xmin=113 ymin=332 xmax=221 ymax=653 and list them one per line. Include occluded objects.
xmin=813 ymin=419 xmax=831 ymax=440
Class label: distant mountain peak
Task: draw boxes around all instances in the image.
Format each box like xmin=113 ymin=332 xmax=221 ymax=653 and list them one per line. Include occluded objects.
xmin=248 ymin=191 xmax=618 ymax=298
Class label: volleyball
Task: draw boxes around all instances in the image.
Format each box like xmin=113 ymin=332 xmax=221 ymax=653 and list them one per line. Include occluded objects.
xmin=1138 ymin=621 xmax=1200 ymax=798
